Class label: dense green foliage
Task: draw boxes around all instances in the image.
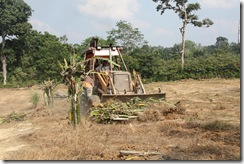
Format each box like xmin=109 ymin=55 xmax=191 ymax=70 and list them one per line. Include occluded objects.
xmin=107 ymin=20 xmax=148 ymax=53
xmin=0 ymin=1 xmax=240 ymax=87
xmin=124 ymin=41 xmax=240 ymax=82
xmin=0 ymin=30 xmax=75 ymax=86
xmin=0 ymin=0 xmax=32 ymax=84
xmin=0 ymin=0 xmax=32 ymax=36
xmin=0 ymin=29 xmax=240 ymax=87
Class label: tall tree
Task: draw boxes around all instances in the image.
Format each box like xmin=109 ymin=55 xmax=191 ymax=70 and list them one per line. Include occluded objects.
xmin=80 ymin=36 xmax=112 ymax=52
xmin=107 ymin=20 xmax=148 ymax=53
xmin=21 ymin=31 xmax=71 ymax=83
xmin=214 ymin=36 xmax=229 ymax=54
xmin=215 ymin=36 xmax=229 ymax=48
xmin=0 ymin=0 xmax=32 ymax=84
xmin=153 ymin=0 xmax=213 ymax=70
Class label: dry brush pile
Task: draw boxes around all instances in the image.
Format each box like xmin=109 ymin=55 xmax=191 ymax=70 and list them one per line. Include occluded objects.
xmin=89 ymin=97 xmax=186 ymax=124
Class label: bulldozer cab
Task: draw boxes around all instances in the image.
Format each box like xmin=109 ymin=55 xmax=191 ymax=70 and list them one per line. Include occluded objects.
xmin=82 ymin=44 xmax=134 ymax=94
xmin=83 ymin=46 xmax=126 ymax=73
xmin=81 ymin=37 xmax=165 ymax=103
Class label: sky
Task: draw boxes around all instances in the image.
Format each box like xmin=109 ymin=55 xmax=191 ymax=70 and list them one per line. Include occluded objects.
xmin=23 ymin=0 xmax=240 ymax=47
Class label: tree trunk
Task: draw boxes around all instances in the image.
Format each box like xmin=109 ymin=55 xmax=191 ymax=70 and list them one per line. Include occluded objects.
xmin=1 ymin=32 xmax=7 ymax=85
xmin=0 ymin=55 xmax=7 ymax=85
xmin=180 ymin=29 xmax=185 ymax=71
xmin=180 ymin=5 xmax=187 ymax=71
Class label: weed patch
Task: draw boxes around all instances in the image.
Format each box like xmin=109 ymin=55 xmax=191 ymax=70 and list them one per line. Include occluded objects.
xmin=0 ymin=111 xmax=26 ymax=124
xmin=30 ymin=92 xmax=40 ymax=108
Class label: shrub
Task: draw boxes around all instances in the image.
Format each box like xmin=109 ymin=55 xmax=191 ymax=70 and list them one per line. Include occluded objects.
xmin=30 ymin=92 xmax=40 ymax=108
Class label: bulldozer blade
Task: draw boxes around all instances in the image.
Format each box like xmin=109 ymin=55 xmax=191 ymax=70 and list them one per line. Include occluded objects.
xmin=100 ymin=93 xmax=166 ymax=103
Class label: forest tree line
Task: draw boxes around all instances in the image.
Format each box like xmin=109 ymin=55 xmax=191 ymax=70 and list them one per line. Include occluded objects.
xmin=0 ymin=0 xmax=240 ymax=87
xmin=0 ymin=29 xmax=240 ymax=87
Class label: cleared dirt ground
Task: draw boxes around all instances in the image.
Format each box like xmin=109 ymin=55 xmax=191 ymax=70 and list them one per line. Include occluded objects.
xmin=0 ymin=78 xmax=240 ymax=160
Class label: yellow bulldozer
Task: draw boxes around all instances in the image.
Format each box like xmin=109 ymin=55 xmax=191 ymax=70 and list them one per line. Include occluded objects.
xmin=81 ymin=37 xmax=166 ymax=114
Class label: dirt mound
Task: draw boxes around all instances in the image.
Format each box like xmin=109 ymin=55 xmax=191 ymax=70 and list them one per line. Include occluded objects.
xmin=29 ymin=106 xmax=53 ymax=118
xmin=137 ymin=101 xmax=186 ymax=122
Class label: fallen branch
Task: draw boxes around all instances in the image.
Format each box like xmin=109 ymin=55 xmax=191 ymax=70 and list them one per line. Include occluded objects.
xmin=112 ymin=118 xmax=129 ymax=121
xmin=119 ymin=150 xmax=162 ymax=156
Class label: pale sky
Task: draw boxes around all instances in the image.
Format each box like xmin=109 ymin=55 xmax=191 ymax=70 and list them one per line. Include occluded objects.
xmin=24 ymin=0 xmax=240 ymax=47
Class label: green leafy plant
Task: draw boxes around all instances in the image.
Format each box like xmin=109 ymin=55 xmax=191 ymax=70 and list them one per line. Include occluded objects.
xmin=59 ymin=54 xmax=87 ymax=125
xmin=30 ymin=92 xmax=40 ymax=108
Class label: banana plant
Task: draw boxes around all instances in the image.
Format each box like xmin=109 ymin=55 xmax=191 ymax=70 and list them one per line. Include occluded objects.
xmin=59 ymin=54 xmax=120 ymax=125
xmin=59 ymin=54 xmax=86 ymax=125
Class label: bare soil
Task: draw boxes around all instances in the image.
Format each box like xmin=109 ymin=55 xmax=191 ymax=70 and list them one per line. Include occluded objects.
xmin=0 ymin=78 xmax=240 ymax=160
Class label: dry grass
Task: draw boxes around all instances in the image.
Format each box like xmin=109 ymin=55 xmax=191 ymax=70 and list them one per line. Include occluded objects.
xmin=212 ymin=104 xmax=226 ymax=110
xmin=6 ymin=111 xmax=240 ymax=160
xmin=0 ymin=78 xmax=240 ymax=160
